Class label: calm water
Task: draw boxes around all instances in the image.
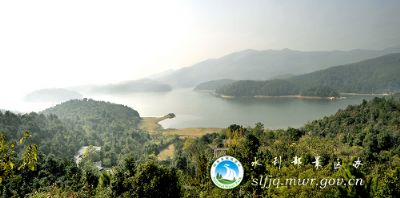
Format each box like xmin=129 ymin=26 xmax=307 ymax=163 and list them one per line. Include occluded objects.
xmin=83 ymin=88 xmax=373 ymax=129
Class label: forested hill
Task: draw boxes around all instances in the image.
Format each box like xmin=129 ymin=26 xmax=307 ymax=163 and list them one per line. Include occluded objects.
xmin=304 ymin=95 xmax=400 ymax=141
xmin=1 ymin=99 xmax=150 ymax=167
xmin=290 ymin=52 xmax=400 ymax=93
xmin=216 ymin=53 xmax=400 ymax=97
xmin=42 ymin=98 xmax=141 ymax=128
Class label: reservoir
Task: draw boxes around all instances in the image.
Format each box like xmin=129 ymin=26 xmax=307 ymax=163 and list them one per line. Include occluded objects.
xmin=85 ymin=88 xmax=373 ymax=129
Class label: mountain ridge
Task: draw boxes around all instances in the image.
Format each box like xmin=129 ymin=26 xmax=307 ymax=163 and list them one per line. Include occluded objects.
xmin=215 ymin=53 xmax=400 ymax=97
xmin=156 ymin=47 xmax=400 ymax=87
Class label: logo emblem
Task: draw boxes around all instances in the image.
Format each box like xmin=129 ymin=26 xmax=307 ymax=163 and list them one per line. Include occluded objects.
xmin=210 ymin=156 xmax=244 ymax=189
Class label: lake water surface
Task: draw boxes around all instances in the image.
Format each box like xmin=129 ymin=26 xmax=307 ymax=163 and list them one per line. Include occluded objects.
xmin=85 ymin=88 xmax=373 ymax=129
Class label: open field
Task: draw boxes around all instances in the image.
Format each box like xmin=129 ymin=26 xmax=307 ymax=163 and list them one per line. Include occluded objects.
xmin=163 ymin=128 xmax=221 ymax=138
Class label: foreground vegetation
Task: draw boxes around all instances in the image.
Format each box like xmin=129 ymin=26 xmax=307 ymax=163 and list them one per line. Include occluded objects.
xmin=1 ymin=96 xmax=399 ymax=197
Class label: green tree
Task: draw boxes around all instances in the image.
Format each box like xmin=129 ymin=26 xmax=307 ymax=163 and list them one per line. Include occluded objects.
xmin=0 ymin=131 xmax=37 ymax=184
xmin=129 ymin=160 xmax=181 ymax=198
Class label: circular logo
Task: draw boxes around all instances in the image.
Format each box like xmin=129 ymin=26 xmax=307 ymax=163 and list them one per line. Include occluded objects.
xmin=210 ymin=155 xmax=244 ymax=189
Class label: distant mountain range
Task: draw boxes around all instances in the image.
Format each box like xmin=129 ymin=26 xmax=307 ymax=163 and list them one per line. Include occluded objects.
xmin=213 ymin=53 xmax=400 ymax=97
xmin=76 ymin=79 xmax=172 ymax=94
xmin=24 ymin=79 xmax=172 ymax=104
xmin=24 ymin=88 xmax=83 ymax=103
xmin=156 ymin=47 xmax=400 ymax=87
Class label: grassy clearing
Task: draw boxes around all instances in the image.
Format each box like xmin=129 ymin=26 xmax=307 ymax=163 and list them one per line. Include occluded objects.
xmin=158 ymin=144 xmax=176 ymax=160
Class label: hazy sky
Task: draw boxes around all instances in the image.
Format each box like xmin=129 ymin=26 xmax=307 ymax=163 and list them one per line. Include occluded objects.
xmin=1 ymin=0 xmax=400 ymax=100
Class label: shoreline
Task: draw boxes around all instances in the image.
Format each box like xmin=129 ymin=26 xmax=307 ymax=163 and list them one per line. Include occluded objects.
xmin=254 ymin=95 xmax=339 ymax=100
xmin=340 ymin=92 xmax=392 ymax=96
xmin=196 ymin=89 xmax=394 ymax=99
xmin=217 ymin=92 xmax=394 ymax=99
xmin=218 ymin=94 xmax=343 ymax=100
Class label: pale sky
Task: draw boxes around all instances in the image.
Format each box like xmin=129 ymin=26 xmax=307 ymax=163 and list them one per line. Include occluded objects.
xmin=1 ymin=0 xmax=400 ymax=103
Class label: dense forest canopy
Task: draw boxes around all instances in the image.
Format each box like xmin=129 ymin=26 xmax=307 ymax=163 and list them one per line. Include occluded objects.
xmin=300 ymin=86 xmax=340 ymax=97
xmin=1 ymin=96 xmax=399 ymax=197
xmin=194 ymin=79 xmax=236 ymax=91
